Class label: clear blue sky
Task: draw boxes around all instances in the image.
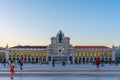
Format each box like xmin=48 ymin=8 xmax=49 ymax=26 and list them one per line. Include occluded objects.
xmin=0 ymin=0 xmax=120 ymax=47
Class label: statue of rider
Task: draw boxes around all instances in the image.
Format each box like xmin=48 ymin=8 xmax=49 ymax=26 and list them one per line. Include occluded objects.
xmin=59 ymin=30 xmax=62 ymax=43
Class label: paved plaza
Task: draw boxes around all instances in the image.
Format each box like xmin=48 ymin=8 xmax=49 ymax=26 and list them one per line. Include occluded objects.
xmin=1 ymin=63 xmax=120 ymax=80
xmin=1 ymin=63 xmax=120 ymax=71
xmin=0 ymin=76 xmax=119 ymax=80
xmin=1 ymin=63 xmax=120 ymax=75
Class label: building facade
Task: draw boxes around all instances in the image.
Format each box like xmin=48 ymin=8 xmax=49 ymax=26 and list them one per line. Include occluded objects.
xmin=112 ymin=45 xmax=120 ymax=63
xmin=74 ymin=46 xmax=112 ymax=64
xmin=0 ymin=47 xmax=8 ymax=62
xmin=0 ymin=31 xmax=114 ymax=64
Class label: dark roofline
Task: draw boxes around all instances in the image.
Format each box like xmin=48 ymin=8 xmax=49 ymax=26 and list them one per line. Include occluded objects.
xmin=10 ymin=45 xmax=47 ymax=49
xmin=74 ymin=46 xmax=110 ymax=49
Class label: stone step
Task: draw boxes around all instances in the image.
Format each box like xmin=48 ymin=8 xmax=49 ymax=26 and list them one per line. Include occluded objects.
xmin=1 ymin=71 xmax=120 ymax=77
xmin=1 ymin=70 xmax=120 ymax=72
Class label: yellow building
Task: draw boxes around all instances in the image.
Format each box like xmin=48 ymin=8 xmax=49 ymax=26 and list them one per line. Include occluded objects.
xmin=0 ymin=47 xmax=7 ymax=62
xmin=8 ymin=46 xmax=47 ymax=63
xmin=74 ymin=46 xmax=112 ymax=64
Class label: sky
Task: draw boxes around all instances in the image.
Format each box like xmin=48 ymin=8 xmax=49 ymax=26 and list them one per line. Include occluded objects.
xmin=0 ymin=0 xmax=120 ymax=48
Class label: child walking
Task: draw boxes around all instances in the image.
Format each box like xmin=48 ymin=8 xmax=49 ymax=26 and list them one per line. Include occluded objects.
xmin=10 ymin=61 xmax=15 ymax=79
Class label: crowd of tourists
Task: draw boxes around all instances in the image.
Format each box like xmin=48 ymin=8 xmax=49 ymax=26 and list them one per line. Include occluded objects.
xmin=0 ymin=57 xmax=118 ymax=80
xmin=1 ymin=58 xmax=24 ymax=79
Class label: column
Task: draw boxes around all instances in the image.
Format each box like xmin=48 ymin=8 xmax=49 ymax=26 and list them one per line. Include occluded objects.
xmin=67 ymin=56 xmax=69 ymax=64
xmin=30 ymin=57 xmax=32 ymax=63
xmin=26 ymin=57 xmax=27 ymax=63
xmin=93 ymin=57 xmax=94 ymax=62
xmin=85 ymin=57 xmax=86 ymax=64
xmin=72 ymin=55 xmax=75 ymax=64
xmin=100 ymin=57 xmax=102 ymax=62
xmin=46 ymin=53 xmax=48 ymax=63
xmin=112 ymin=51 xmax=115 ymax=61
xmin=81 ymin=57 xmax=83 ymax=64
xmin=89 ymin=57 xmax=90 ymax=63
xmin=51 ymin=56 xmax=53 ymax=64
xmin=5 ymin=50 xmax=9 ymax=60
xmin=11 ymin=56 xmax=13 ymax=60
xmin=19 ymin=57 xmax=20 ymax=60
xmin=77 ymin=57 xmax=79 ymax=64
xmin=104 ymin=56 xmax=106 ymax=61
xmin=42 ymin=57 xmax=43 ymax=63
xmin=108 ymin=57 xmax=109 ymax=63
xmin=38 ymin=57 xmax=39 ymax=64
xmin=34 ymin=57 xmax=36 ymax=63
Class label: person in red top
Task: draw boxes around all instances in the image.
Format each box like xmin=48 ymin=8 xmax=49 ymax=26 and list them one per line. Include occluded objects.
xmin=19 ymin=58 xmax=24 ymax=70
xmin=95 ymin=58 xmax=100 ymax=69
xmin=10 ymin=61 xmax=15 ymax=79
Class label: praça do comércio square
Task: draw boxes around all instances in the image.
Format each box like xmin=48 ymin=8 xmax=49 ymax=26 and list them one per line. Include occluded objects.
xmin=0 ymin=0 xmax=120 ymax=80
xmin=0 ymin=31 xmax=120 ymax=78
xmin=0 ymin=30 xmax=119 ymax=65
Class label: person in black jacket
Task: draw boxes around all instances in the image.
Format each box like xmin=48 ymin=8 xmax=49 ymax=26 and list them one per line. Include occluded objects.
xmin=52 ymin=58 xmax=55 ymax=67
xmin=2 ymin=58 xmax=6 ymax=67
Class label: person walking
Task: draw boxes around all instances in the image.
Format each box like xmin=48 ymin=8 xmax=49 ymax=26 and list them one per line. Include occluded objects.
xmin=14 ymin=59 xmax=18 ymax=67
xmin=7 ymin=59 xmax=11 ymax=67
xmin=2 ymin=58 xmax=6 ymax=67
xmin=62 ymin=59 xmax=65 ymax=66
xmin=52 ymin=58 xmax=55 ymax=67
xmin=19 ymin=58 xmax=24 ymax=70
xmin=95 ymin=58 xmax=100 ymax=69
xmin=10 ymin=61 xmax=15 ymax=79
xmin=101 ymin=59 xmax=104 ymax=67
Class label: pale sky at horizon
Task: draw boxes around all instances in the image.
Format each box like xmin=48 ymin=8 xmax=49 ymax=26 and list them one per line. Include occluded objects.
xmin=0 ymin=0 xmax=120 ymax=48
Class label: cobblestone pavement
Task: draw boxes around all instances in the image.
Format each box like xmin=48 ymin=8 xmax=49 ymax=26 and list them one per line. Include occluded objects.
xmin=0 ymin=76 xmax=119 ymax=80
xmin=0 ymin=63 xmax=120 ymax=71
xmin=1 ymin=63 xmax=120 ymax=77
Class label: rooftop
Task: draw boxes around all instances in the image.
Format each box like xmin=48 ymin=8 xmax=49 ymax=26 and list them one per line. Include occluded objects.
xmin=74 ymin=46 xmax=110 ymax=49
xmin=10 ymin=46 xmax=47 ymax=49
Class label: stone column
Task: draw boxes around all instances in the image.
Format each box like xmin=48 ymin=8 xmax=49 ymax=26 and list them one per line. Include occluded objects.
xmin=46 ymin=53 xmax=48 ymax=63
xmin=27 ymin=57 xmax=29 ymax=63
xmin=51 ymin=56 xmax=53 ymax=64
xmin=77 ymin=57 xmax=79 ymax=64
xmin=93 ymin=57 xmax=94 ymax=62
xmin=67 ymin=56 xmax=69 ymax=64
xmin=26 ymin=57 xmax=28 ymax=63
xmin=31 ymin=57 xmax=32 ymax=63
xmin=42 ymin=57 xmax=44 ymax=63
xmin=38 ymin=56 xmax=41 ymax=64
xmin=34 ymin=57 xmax=36 ymax=63
xmin=89 ymin=57 xmax=90 ymax=63
xmin=108 ymin=57 xmax=109 ymax=63
xmin=81 ymin=57 xmax=83 ymax=64
xmin=5 ymin=50 xmax=9 ymax=60
xmin=19 ymin=57 xmax=20 ymax=60
xmin=100 ymin=57 xmax=102 ymax=61
xmin=11 ymin=57 xmax=13 ymax=61
xmin=72 ymin=52 xmax=75 ymax=64
xmin=85 ymin=57 xmax=86 ymax=64
xmin=104 ymin=57 xmax=106 ymax=62
xmin=112 ymin=51 xmax=115 ymax=61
